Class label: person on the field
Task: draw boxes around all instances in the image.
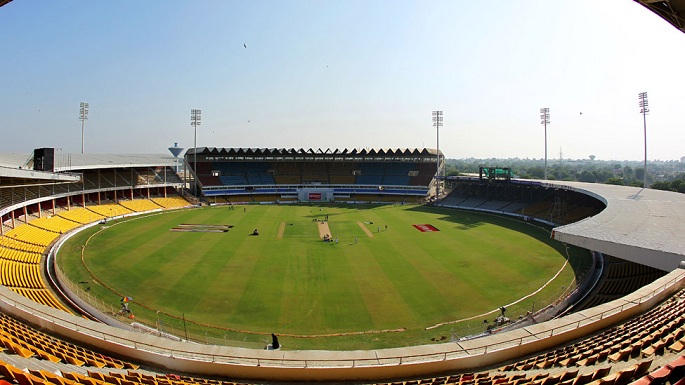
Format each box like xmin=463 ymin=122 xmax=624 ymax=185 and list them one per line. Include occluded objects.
xmin=266 ymin=333 xmax=280 ymax=350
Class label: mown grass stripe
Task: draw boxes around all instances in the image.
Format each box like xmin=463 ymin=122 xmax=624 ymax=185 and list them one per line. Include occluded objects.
xmin=61 ymin=204 xmax=580 ymax=348
xmin=344 ymin=244 xmax=419 ymax=329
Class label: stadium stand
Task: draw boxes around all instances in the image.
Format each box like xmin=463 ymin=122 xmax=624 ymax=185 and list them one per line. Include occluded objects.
xmin=1 ymin=152 xmax=188 ymax=315
xmin=4 ymin=225 xmax=58 ymax=248
xmin=498 ymin=287 xmax=685 ymax=374
xmin=3 ymin=3 xmax=685 ymax=379
xmin=300 ymin=162 xmax=329 ymax=184
xmin=328 ymin=162 xmax=356 ymax=184
xmin=0 ymin=192 xmax=191 ymax=314
xmin=411 ymin=162 xmax=438 ymax=186
xmin=574 ymin=255 xmax=666 ymax=311
xmin=188 ymin=148 xmax=438 ymax=203
xmin=1 ymin=200 xmax=169 ymax=313
xmin=441 ymin=176 xmax=606 ymax=226
xmin=150 ymin=196 xmax=192 ymax=209
xmin=0 ymin=311 xmax=136 ymax=369
xmin=193 ymin=161 xmax=219 ymax=188
xmin=29 ymin=216 xmax=80 ymax=234
xmin=243 ymin=162 xmax=275 ymax=185
xmin=356 ymin=162 xmax=385 ymax=185
xmin=117 ymin=199 xmax=163 ymax=213
xmin=633 ymin=355 xmax=685 ymax=384
xmin=439 ymin=178 xmax=673 ymax=314
xmin=0 ymin=272 xmax=682 ymax=384
xmin=57 ymin=209 xmax=106 ymax=225
xmin=272 ymin=162 xmax=303 ymax=185
xmin=2 ymin=148 xmax=685 ymax=383
xmin=0 ymin=218 xmax=69 ymax=311
xmin=0 ymin=247 xmax=40 ymax=264
xmin=86 ymin=203 xmax=134 ymax=218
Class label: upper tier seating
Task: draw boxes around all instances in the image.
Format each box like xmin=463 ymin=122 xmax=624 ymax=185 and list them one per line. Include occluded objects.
xmin=193 ymin=160 xmax=432 ymax=188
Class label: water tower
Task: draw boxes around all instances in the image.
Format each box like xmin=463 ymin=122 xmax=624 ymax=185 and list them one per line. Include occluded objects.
xmin=168 ymin=142 xmax=184 ymax=173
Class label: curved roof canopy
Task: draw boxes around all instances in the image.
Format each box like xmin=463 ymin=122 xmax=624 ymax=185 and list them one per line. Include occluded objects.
xmin=550 ymin=181 xmax=685 ymax=272
xmin=635 ymin=0 xmax=685 ymax=33
xmin=186 ymin=147 xmax=440 ymax=157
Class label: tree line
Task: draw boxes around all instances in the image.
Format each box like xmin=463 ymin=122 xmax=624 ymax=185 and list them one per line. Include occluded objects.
xmin=445 ymin=158 xmax=685 ymax=193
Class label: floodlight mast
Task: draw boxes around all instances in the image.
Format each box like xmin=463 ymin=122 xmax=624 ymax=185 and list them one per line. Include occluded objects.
xmin=638 ymin=92 xmax=649 ymax=188
xmin=432 ymin=111 xmax=443 ymax=198
xmin=540 ymin=108 xmax=550 ymax=180
xmin=191 ymin=109 xmax=202 ymax=197
xmin=79 ymin=102 xmax=89 ymax=154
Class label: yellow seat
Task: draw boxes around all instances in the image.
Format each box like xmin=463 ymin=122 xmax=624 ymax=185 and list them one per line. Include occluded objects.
xmin=85 ymin=358 xmax=107 ymax=369
xmin=7 ymin=341 xmax=35 ymax=358
xmin=64 ymin=354 xmax=86 ymax=367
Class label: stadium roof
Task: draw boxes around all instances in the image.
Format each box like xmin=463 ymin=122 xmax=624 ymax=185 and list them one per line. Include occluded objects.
xmin=186 ymin=147 xmax=440 ymax=157
xmin=550 ymin=181 xmax=685 ymax=271
xmin=0 ymin=152 xmax=178 ymax=174
xmin=0 ymin=166 xmax=80 ymax=182
xmin=46 ymin=153 xmax=178 ymax=171
xmin=635 ymin=0 xmax=685 ymax=33
xmin=0 ymin=153 xmax=32 ymax=169
xmin=0 ymin=153 xmax=79 ymax=182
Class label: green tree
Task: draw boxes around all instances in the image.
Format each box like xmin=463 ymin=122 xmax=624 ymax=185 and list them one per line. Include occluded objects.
xmin=579 ymin=170 xmax=596 ymax=183
xmin=606 ymin=177 xmax=624 ymax=186
xmin=528 ymin=166 xmax=545 ymax=179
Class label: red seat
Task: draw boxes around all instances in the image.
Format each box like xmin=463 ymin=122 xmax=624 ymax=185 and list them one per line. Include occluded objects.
xmin=627 ymin=378 xmax=651 ymax=385
xmin=647 ymin=365 xmax=672 ymax=381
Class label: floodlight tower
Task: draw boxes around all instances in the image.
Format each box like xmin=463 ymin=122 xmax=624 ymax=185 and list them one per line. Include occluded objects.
xmin=191 ymin=109 xmax=202 ymax=197
xmin=540 ymin=108 xmax=550 ymax=180
xmin=432 ymin=110 xmax=443 ymax=197
xmin=638 ymin=92 xmax=649 ymax=188
xmin=79 ymin=102 xmax=89 ymax=154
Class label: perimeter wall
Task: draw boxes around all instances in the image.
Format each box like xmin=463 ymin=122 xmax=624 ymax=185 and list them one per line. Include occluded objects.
xmin=0 ymin=268 xmax=683 ymax=381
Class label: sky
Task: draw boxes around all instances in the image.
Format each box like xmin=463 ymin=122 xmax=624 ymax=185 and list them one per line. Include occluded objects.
xmin=1 ymin=1 xmax=684 ymax=161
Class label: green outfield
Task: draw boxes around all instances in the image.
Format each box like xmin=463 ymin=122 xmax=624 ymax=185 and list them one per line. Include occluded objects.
xmin=57 ymin=204 xmax=589 ymax=350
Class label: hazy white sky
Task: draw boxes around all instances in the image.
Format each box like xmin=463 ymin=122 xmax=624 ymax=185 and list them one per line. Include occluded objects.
xmin=1 ymin=1 xmax=684 ymax=161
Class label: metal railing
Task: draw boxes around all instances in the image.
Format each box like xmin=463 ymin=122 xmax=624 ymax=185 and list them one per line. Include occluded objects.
xmin=2 ymin=270 xmax=682 ymax=369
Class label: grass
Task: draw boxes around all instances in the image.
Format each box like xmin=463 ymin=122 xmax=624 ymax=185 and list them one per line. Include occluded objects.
xmin=57 ymin=203 xmax=590 ymax=350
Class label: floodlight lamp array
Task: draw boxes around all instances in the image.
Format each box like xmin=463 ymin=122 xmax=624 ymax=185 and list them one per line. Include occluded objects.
xmin=540 ymin=107 xmax=550 ymax=125
xmin=638 ymin=92 xmax=649 ymax=114
xmin=79 ymin=102 xmax=89 ymax=120
xmin=191 ymin=109 xmax=202 ymax=126
xmin=432 ymin=110 xmax=443 ymax=126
